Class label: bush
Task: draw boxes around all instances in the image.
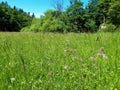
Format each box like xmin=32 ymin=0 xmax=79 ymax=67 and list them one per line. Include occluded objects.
xmin=21 ymin=24 xmax=41 ymax=32
xmin=99 ymin=23 xmax=116 ymax=32
xmin=84 ymin=19 xmax=97 ymax=32
xmin=21 ymin=18 xmax=41 ymax=32
xmin=115 ymin=26 xmax=120 ymax=32
xmin=106 ymin=23 xmax=116 ymax=32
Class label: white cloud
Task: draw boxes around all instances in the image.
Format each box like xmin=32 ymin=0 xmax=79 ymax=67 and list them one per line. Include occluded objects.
xmin=29 ymin=12 xmax=33 ymax=16
xmin=34 ymin=13 xmax=45 ymax=18
xmin=29 ymin=12 xmax=44 ymax=18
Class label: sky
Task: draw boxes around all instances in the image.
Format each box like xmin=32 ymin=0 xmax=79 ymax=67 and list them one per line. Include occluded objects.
xmin=0 ymin=0 xmax=89 ymax=18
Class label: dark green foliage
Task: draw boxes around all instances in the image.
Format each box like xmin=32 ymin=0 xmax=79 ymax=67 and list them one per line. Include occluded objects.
xmin=97 ymin=0 xmax=111 ymax=18
xmin=108 ymin=0 xmax=120 ymax=26
xmin=97 ymin=0 xmax=120 ymax=31
xmin=22 ymin=0 xmax=120 ymax=32
xmin=66 ymin=0 xmax=84 ymax=32
xmin=83 ymin=0 xmax=98 ymax=32
xmin=1 ymin=0 xmax=119 ymax=32
xmin=84 ymin=19 xmax=97 ymax=32
xmin=0 ymin=2 xmax=33 ymax=31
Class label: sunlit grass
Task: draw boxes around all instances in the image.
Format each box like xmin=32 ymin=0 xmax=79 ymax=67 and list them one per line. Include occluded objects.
xmin=0 ymin=32 xmax=120 ymax=90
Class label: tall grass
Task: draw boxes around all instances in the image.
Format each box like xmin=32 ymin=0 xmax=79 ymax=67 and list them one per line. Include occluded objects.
xmin=0 ymin=32 xmax=120 ymax=90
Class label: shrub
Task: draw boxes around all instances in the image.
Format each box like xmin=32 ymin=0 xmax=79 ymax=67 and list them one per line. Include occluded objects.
xmin=84 ymin=19 xmax=97 ymax=32
xmin=105 ymin=23 xmax=116 ymax=32
xmin=99 ymin=23 xmax=117 ymax=32
xmin=21 ymin=18 xmax=41 ymax=32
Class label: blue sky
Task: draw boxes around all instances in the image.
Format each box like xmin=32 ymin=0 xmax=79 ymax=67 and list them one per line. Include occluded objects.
xmin=0 ymin=0 xmax=89 ymax=18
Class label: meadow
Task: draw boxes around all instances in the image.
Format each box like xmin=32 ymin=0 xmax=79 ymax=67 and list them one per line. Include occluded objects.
xmin=0 ymin=32 xmax=120 ymax=90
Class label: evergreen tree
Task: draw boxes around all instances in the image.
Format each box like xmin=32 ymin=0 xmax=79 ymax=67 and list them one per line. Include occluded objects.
xmin=0 ymin=1 xmax=33 ymax=31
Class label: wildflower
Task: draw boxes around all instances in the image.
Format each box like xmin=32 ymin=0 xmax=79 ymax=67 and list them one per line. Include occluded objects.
xmin=97 ymin=47 xmax=108 ymax=59
xmin=10 ymin=78 xmax=15 ymax=82
xmin=64 ymin=65 xmax=68 ymax=69
xmin=64 ymin=49 xmax=77 ymax=53
xmin=64 ymin=49 xmax=67 ymax=52
xmin=102 ymin=54 xmax=108 ymax=59
xmin=73 ymin=56 xmax=79 ymax=60
xmin=81 ymin=64 xmax=85 ymax=67
xmin=80 ymin=59 xmax=84 ymax=62
xmin=48 ymin=72 xmax=52 ymax=76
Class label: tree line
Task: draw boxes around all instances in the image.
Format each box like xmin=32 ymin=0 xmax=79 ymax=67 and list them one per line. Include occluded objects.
xmin=1 ymin=0 xmax=120 ymax=32
xmin=0 ymin=1 xmax=33 ymax=31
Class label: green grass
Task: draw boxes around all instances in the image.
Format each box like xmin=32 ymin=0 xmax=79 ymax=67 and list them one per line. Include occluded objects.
xmin=0 ymin=32 xmax=120 ymax=90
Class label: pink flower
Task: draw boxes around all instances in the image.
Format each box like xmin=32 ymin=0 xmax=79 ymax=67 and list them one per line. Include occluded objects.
xmin=48 ymin=72 xmax=52 ymax=76
xmin=102 ymin=54 xmax=108 ymax=59
xmin=80 ymin=59 xmax=84 ymax=62
xmin=81 ymin=64 xmax=85 ymax=67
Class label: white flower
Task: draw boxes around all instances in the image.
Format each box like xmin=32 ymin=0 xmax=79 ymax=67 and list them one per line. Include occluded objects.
xmin=102 ymin=54 xmax=108 ymax=59
xmin=64 ymin=65 xmax=68 ymax=69
xmin=64 ymin=49 xmax=67 ymax=52
xmin=10 ymin=78 xmax=15 ymax=82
